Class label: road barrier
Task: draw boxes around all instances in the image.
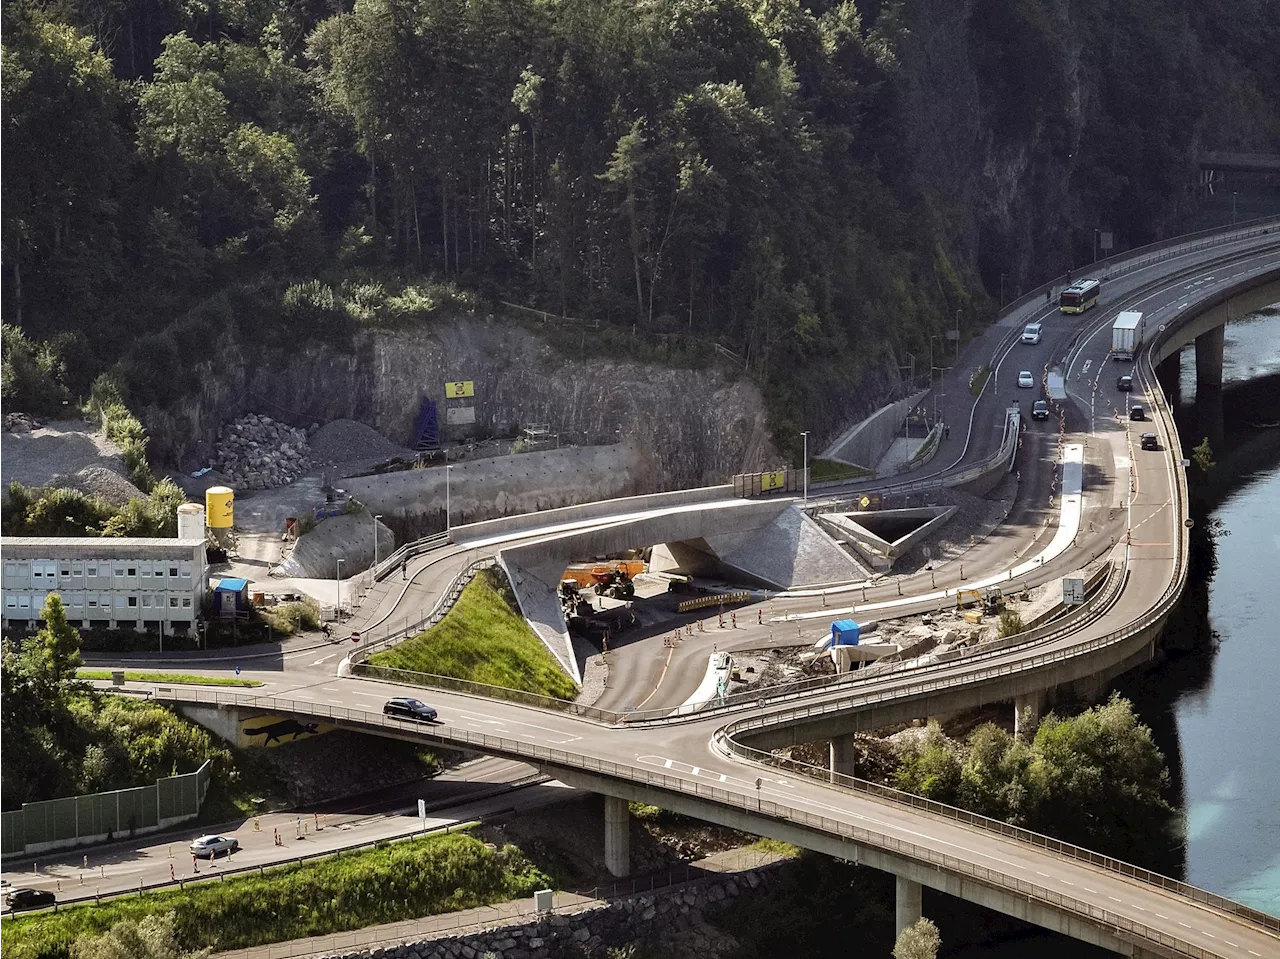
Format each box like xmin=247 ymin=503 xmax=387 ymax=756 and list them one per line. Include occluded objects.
xmin=675 ymin=592 xmax=751 ymax=613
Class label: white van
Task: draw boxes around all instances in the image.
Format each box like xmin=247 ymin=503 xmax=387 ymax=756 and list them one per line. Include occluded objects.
xmin=1021 ymin=322 xmax=1043 ymax=345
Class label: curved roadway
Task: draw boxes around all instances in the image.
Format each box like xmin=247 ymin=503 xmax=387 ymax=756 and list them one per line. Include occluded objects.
xmin=110 ymin=225 xmax=1280 ymax=956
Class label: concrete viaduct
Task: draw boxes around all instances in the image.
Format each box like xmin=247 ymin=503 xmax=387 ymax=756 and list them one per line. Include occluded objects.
xmin=154 ymin=221 xmax=1280 ymax=957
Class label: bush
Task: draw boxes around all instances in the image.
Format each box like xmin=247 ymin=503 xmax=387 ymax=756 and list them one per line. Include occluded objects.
xmin=1 ymin=324 xmax=71 ymax=416
xmin=260 ymin=601 xmax=320 ymax=636
xmin=997 ymin=609 xmax=1024 ymax=637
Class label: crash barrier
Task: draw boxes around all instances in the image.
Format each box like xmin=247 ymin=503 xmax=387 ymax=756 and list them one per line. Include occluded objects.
xmin=372 ymin=532 xmax=450 ymax=582
xmin=733 ymin=469 xmax=806 ymax=498
xmin=676 ymin=592 xmax=752 ymax=613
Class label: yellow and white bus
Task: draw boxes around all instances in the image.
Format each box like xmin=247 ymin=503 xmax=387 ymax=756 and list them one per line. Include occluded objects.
xmin=1058 ymin=278 xmax=1102 ymax=313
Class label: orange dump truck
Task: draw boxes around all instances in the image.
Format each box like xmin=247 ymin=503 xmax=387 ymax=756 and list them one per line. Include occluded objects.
xmin=561 ymin=560 xmax=647 ymax=598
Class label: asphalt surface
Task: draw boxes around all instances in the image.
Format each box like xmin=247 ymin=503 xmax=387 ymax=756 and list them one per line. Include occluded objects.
xmin=69 ymin=227 xmax=1280 ymax=956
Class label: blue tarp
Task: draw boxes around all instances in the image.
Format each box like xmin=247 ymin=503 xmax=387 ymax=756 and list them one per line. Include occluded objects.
xmin=831 ymin=620 xmax=861 ymax=646
xmin=215 ymin=578 xmax=248 ymax=593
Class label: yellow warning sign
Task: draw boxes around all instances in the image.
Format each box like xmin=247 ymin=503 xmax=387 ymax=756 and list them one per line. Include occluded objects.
xmin=760 ymin=470 xmax=787 ymax=491
xmin=444 ymin=380 xmax=475 ymax=398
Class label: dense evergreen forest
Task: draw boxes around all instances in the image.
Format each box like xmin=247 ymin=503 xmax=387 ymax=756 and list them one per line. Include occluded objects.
xmin=3 ymin=0 xmax=1278 ymax=445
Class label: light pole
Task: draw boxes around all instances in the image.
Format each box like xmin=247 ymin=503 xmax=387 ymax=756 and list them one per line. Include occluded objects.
xmin=1093 ymin=229 xmax=1099 ymax=264
xmin=445 ymin=465 xmax=454 ymax=533
xmin=335 ymin=557 xmax=344 ymax=618
xmin=999 ymin=273 xmax=1007 ymax=308
xmin=1232 ymin=191 xmax=1238 ymax=224
xmin=373 ymin=514 xmax=383 ymax=569
xmin=800 ymin=431 xmax=809 ymax=504
xmin=954 ymin=309 xmax=961 ymax=360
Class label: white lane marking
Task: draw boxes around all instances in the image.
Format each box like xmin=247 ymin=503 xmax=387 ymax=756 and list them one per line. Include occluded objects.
xmin=1249 ymin=949 xmax=1262 ymax=955
xmin=311 ymin=654 xmax=337 ymax=665
xmin=1178 ymin=921 xmax=1192 ymax=928
xmin=1155 ymin=913 xmax=1168 ymax=919
xmin=1133 ymin=904 xmax=1145 ymax=911
xmin=1108 ymin=896 xmax=1123 ymax=902
xmin=1202 ymin=931 xmax=1215 ymax=938
xmin=1036 ymin=871 xmax=1050 ymax=877
xmin=1060 ymin=880 xmax=1073 ymax=886
xmin=1224 ymin=940 xmax=1238 ymax=948
xmin=1082 ymin=886 xmax=1098 ymax=894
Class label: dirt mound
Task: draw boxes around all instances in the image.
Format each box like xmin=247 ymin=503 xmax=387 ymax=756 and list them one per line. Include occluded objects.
xmin=1 ymin=419 xmax=128 ymax=490
xmin=49 ymin=465 xmax=144 ymax=506
xmin=308 ymin=419 xmax=415 ymax=468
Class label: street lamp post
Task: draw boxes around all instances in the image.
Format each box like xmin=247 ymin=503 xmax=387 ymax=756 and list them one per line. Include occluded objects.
xmin=1232 ymin=191 xmax=1238 ymax=224
xmin=373 ymin=514 xmax=383 ymax=570
xmin=999 ymin=273 xmax=1007 ymax=307
xmin=800 ymin=432 xmax=809 ymax=505
xmin=336 ymin=558 xmax=344 ymax=618
xmin=445 ymin=465 xmax=454 ymax=533
xmin=954 ymin=310 xmax=961 ymax=360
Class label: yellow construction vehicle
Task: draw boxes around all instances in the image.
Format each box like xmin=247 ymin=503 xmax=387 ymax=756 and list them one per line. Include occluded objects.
xmin=561 ymin=560 xmax=647 ymax=599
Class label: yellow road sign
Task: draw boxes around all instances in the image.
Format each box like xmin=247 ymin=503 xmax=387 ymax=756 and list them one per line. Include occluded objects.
xmin=761 ymin=470 xmax=786 ymax=491
xmin=444 ymin=380 xmax=475 ymax=398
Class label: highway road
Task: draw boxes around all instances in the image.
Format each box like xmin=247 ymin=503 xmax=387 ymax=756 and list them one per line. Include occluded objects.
xmin=1 ymin=757 xmax=562 ymax=903
xmin=75 ymin=222 xmax=1280 ymax=957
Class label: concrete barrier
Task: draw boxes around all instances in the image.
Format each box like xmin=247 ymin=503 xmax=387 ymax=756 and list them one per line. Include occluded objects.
xmin=822 ymin=390 xmax=929 ymax=469
xmin=450 ymin=484 xmax=735 ymax=545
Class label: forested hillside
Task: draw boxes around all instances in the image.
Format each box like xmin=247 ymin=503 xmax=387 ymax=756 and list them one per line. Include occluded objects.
xmin=3 ymin=0 xmax=1277 ymax=455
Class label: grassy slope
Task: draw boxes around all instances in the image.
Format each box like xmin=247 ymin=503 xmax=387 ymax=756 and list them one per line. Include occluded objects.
xmin=78 ymin=670 xmax=262 ymax=687
xmin=369 ymin=569 xmax=576 ymax=700
xmin=5 ymin=831 xmax=551 ymax=959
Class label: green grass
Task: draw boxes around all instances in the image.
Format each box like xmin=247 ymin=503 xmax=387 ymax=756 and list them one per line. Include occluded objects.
xmin=3 ymin=831 xmax=551 ymax=959
xmin=808 ymin=458 xmax=872 ymax=483
xmin=749 ymin=837 xmax=802 ymax=858
xmin=370 ymin=568 xmax=577 ymax=700
xmin=78 ymin=670 xmax=263 ymax=687
xmin=969 ymin=364 xmax=992 ymax=396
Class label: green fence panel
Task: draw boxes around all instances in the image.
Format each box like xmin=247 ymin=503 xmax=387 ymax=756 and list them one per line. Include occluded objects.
xmin=2 ymin=810 xmax=24 ymax=856
xmin=157 ymin=775 xmax=177 ymax=821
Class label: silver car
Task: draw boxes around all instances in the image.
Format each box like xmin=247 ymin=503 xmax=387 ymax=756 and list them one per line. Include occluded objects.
xmin=190 ymin=834 xmax=240 ymax=859
xmin=1017 ymin=371 xmax=1035 ymax=389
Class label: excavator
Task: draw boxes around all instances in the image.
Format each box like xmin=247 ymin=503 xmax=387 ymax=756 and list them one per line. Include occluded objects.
xmin=956 ymin=587 xmax=1005 ymax=623
xmin=561 ymin=559 xmax=646 ymax=599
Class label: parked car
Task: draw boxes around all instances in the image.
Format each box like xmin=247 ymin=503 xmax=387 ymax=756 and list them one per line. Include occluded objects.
xmin=1141 ymin=432 xmax=1160 ymax=451
xmin=6 ymin=888 xmax=56 ymax=912
xmin=383 ymin=698 xmax=439 ymax=723
xmin=1017 ymin=371 xmax=1035 ymax=389
xmin=190 ymin=835 xmax=240 ymax=859
xmin=1032 ymin=399 xmax=1050 ymax=420
xmin=1117 ymin=374 xmax=1133 ymax=392
xmin=1129 ymin=404 xmax=1145 ymax=421
xmin=1021 ymin=322 xmax=1043 ymax=345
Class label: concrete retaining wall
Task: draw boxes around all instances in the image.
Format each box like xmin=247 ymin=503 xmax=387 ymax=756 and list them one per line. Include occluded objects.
xmin=822 ymin=391 xmax=928 ymax=469
xmin=451 ymin=483 xmax=735 ymax=546
xmin=324 ymin=866 xmax=779 ymax=959
xmin=342 ymin=441 xmax=652 ymax=525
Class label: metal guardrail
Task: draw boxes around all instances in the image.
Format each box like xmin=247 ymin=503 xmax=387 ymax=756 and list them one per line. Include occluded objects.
xmin=372 ymin=533 xmax=451 ymax=582
xmin=350 ymin=557 xmax=497 ymax=663
xmin=147 ymin=688 xmax=1273 ymax=957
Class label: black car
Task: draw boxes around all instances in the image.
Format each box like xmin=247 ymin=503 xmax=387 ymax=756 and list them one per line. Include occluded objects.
xmin=1129 ymin=404 xmax=1145 ymax=421
xmin=1141 ymin=432 xmax=1159 ymax=451
xmin=1031 ymin=399 xmax=1050 ymax=420
xmin=6 ymin=888 xmax=56 ymax=912
xmin=1117 ymin=375 xmax=1133 ymax=392
xmin=383 ymin=697 xmax=438 ymax=722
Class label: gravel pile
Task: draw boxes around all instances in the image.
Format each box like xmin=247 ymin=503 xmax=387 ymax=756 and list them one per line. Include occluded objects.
xmin=49 ymin=465 xmax=144 ymax=506
xmin=1 ymin=419 xmax=128 ymax=490
xmin=307 ymin=419 xmax=414 ymax=468
xmin=212 ymin=413 xmax=310 ymax=490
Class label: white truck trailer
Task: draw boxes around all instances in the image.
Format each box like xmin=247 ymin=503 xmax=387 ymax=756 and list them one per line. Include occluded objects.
xmin=1111 ymin=311 xmax=1143 ymax=361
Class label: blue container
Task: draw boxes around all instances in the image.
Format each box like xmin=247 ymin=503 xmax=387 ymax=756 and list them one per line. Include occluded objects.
xmin=831 ymin=620 xmax=861 ymax=646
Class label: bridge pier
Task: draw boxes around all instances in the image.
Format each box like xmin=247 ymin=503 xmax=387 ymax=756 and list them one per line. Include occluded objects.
xmin=1014 ymin=690 xmax=1046 ymax=739
xmin=829 ymin=735 xmax=857 ymax=783
xmin=895 ymin=876 xmax=923 ymax=935
xmin=603 ymin=794 xmax=631 ymax=877
xmin=1195 ymin=325 xmax=1225 ymax=389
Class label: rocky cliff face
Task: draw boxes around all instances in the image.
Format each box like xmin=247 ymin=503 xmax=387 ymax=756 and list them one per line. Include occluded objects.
xmin=143 ymin=315 xmax=776 ymax=491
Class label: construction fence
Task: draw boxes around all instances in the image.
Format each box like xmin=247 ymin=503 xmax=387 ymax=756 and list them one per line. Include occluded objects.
xmin=2 ymin=760 xmax=212 ymax=858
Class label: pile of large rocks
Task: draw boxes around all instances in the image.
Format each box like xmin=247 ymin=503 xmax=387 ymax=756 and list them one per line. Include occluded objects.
xmin=212 ymin=413 xmax=311 ymax=490
xmin=3 ymin=412 xmax=39 ymax=433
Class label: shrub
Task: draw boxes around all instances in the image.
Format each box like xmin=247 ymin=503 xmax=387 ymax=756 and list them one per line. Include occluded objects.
xmin=261 ymin=601 xmax=320 ymax=636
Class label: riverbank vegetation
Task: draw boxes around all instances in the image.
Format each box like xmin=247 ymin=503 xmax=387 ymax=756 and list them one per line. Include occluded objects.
xmin=369 ymin=568 xmax=577 ymax=700
xmin=889 ymin=695 xmax=1176 ymax=858
xmin=4 ymin=831 xmax=551 ymax=959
